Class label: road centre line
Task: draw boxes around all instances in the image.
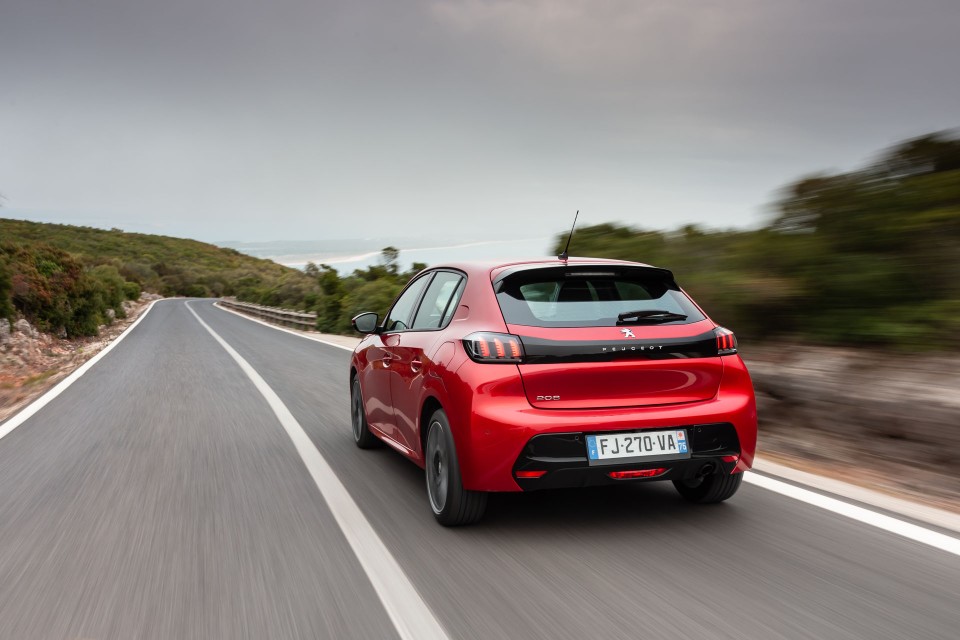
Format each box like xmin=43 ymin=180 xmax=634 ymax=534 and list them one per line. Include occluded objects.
xmin=185 ymin=302 xmax=449 ymax=640
xmin=744 ymin=473 xmax=960 ymax=557
xmin=0 ymin=299 xmax=160 ymax=442
xmin=211 ymin=299 xmax=960 ymax=554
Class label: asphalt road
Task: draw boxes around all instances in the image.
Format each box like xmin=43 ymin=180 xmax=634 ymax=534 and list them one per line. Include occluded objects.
xmin=0 ymin=299 xmax=957 ymax=640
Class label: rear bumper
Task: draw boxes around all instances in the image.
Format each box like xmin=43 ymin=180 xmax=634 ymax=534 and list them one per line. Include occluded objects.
xmin=449 ymin=355 xmax=757 ymax=492
xmin=511 ymin=423 xmax=741 ymax=491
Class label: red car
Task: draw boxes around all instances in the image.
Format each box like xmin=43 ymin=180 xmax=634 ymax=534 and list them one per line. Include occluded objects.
xmin=350 ymin=258 xmax=757 ymax=525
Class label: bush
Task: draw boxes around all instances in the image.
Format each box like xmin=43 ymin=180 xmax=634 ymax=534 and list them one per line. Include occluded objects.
xmin=123 ymin=281 xmax=141 ymax=300
xmin=0 ymin=242 xmax=139 ymax=336
xmin=337 ymin=279 xmax=403 ymax=331
xmin=88 ymin=264 xmax=128 ymax=318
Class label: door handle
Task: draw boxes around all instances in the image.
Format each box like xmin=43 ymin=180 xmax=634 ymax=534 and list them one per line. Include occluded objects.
xmin=410 ymin=358 xmax=423 ymax=373
xmin=381 ymin=353 xmax=395 ymax=367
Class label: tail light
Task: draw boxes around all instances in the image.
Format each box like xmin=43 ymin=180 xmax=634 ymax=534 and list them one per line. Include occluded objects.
xmin=463 ymin=332 xmax=524 ymax=363
xmin=715 ymin=327 xmax=737 ymax=355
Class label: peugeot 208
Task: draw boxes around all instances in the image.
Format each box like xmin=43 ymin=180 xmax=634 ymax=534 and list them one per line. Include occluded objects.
xmin=349 ymin=258 xmax=757 ymax=525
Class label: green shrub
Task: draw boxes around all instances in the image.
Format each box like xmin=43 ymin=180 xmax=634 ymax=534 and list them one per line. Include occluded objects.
xmin=123 ymin=281 xmax=141 ymax=300
xmin=1 ymin=241 xmax=139 ymax=336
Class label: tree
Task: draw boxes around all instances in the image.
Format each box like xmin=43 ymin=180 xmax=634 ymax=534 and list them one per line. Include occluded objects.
xmin=337 ymin=279 xmax=402 ymax=331
xmin=379 ymin=246 xmax=400 ymax=275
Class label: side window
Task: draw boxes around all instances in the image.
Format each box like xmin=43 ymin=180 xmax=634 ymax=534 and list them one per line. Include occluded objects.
xmin=440 ymin=278 xmax=466 ymax=326
xmin=384 ymin=275 xmax=431 ymax=332
xmin=412 ymin=272 xmax=465 ymax=330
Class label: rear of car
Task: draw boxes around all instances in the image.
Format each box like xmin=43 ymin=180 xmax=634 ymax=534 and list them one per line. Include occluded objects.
xmin=350 ymin=258 xmax=757 ymax=526
xmin=450 ymin=261 xmax=756 ymax=499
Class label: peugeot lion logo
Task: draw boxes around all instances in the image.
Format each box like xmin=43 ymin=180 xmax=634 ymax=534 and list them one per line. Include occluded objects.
xmin=606 ymin=327 xmax=664 ymax=352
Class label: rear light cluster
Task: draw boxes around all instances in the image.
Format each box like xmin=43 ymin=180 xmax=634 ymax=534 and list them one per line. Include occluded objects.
xmin=463 ymin=332 xmax=524 ymax=363
xmin=714 ymin=327 xmax=738 ymax=355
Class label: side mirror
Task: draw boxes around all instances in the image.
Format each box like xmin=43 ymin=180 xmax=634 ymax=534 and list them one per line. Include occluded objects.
xmin=351 ymin=312 xmax=380 ymax=334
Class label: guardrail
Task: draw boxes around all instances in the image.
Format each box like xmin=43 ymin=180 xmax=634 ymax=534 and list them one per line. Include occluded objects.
xmin=219 ymin=298 xmax=317 ymax=331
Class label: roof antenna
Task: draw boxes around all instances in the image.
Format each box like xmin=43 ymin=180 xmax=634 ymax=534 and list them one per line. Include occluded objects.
xmin=557 ymin=210 xmax=579 ymax=262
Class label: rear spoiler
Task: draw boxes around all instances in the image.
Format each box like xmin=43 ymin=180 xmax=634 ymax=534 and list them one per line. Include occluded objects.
xmin=492 ymin=263 xmax=677 ymax=292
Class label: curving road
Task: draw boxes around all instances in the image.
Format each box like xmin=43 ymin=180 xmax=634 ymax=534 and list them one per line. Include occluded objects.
xmin=0 ymin=299 xmax=957 ymax=639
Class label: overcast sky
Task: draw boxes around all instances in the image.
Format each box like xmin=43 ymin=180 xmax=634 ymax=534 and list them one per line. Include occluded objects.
xmin=1 ymin=0 xmax=958 ymax=245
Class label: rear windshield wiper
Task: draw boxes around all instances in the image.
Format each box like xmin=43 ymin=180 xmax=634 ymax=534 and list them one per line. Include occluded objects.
xmin=617 ymin=309 xmax=688 ymax=324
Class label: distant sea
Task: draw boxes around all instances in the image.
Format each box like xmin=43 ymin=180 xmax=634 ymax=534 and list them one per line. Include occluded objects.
xmin=218 ymin=237 xmax=556 ymax=273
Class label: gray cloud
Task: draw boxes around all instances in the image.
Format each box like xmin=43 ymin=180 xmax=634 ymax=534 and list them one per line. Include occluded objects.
xmin=1 ymin=0 xmax=958 ymax=243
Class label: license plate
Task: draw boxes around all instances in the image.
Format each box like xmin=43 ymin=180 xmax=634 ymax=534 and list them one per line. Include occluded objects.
xmin=586 ymin=429 xmax=689 ymax=463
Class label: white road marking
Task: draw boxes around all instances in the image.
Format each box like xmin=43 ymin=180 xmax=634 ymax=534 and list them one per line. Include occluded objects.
xmin=214 ymin=301 xmax=355 ymax=351
xmin=753 ymin=457 xmax=960 ymax=534
xmin=745 ymin=472 xmax=960 ymax=557
xmin=0 ymin=299 xmax=160 ymax=441
xmin=185 ymin=302 xmax=449 ymax=640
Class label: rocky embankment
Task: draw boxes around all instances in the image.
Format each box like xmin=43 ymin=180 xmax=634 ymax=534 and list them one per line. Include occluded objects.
xmin=746 ymin=345 xmax=960 ymax=508
xmin=0 ymin=295 xmax=158 ymax=423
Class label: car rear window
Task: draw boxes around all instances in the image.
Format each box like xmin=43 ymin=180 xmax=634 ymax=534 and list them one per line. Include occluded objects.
xmin=495 ymin=266 xmax=706 ymax=328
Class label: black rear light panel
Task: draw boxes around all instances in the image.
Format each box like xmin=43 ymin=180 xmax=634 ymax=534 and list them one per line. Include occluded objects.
xmin=517 ymin=331 xmax=720 ymax=364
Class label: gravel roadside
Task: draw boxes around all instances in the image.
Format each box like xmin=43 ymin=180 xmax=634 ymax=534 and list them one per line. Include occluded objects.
xmin=0 ymin=295 xmax=158 ymax=424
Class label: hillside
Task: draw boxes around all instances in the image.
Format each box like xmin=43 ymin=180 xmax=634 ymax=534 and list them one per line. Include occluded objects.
xmin=553 ymin=132 xmax=960 ymax=350
xmin=0 ymin=219 xmax=320 ymax=336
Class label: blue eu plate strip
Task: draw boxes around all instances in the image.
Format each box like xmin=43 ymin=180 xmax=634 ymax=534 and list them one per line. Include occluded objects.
xmin=586 ymin=435 xmax=598 ymax=460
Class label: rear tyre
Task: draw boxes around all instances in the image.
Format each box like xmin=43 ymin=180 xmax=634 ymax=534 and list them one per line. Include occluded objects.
xmin=425 ymin=410 xmax=487 ymax=526
xmin=351 ymin=377 xmax=380 ymax=449
xmin=673 ymin=471 xmax=743 ymax=503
